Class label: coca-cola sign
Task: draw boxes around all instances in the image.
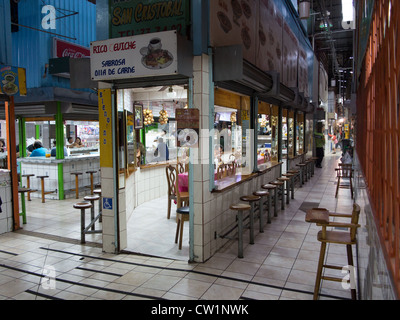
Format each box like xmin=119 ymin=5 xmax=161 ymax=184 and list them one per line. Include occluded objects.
xmin=53 ymin=38 xmax=90 ymax=59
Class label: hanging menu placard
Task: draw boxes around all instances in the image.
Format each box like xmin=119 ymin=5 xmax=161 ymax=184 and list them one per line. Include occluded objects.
xmin=90 ymin=30 xmax=178 ymax=81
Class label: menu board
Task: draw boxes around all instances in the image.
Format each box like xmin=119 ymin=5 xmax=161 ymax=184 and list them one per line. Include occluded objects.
xmin=282 ymin=21 xmax=298 ymax=88
xmin=90 ymin=30 xmax=178 ymax=81
xmin=175 ymin=108 xmax=199 ymax=148
xmin=210 ymin=0 xmax=258 ymax=65
xmin=256 ymin=0 xmax=283 ymax=75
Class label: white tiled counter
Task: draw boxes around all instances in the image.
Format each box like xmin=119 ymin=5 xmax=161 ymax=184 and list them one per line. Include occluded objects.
xmin=18 ymin=154 xmax=100 ymax=200
xmin=0 ymin=170 xmax=13 ymax=234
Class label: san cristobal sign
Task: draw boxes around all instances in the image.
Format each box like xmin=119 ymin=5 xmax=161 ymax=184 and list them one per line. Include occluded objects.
xmin=109 ymin=0 xmax=190 ymax=39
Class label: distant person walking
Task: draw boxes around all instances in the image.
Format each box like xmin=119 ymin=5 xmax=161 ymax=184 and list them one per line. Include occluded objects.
xmin=314 ymin=122 xmax=325 ymax=168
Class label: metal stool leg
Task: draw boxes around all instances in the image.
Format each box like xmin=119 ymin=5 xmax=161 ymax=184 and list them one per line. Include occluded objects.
xmin=237 ymin=211 xmax=244 ymax=259
xmin=249 ymin=202 xmax=255 ymax=244
xmin=258 ymin=198 xmax=264 ymax=232
xmin=80 ymin=208 xmax=86 ymax=244
xmin=267 ymin=192 xmax=272 ymax=223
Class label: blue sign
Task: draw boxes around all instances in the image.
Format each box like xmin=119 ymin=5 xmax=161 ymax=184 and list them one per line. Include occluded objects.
xmin=103 ymin=197 xmax=113 ymax=210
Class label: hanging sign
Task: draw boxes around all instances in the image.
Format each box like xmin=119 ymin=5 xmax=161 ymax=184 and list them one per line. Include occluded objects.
xmin=90 ymin=30 xmax=178 ymax=81
xmin=0 ymin=65 xmax=27 ymax=96
xmin=175 ymin=108 xmax=199 ymax=148
xmin=53 ymin=38 xmax=90 ymax=58
xmin=109 ymin=0 xmax=190 ymax=38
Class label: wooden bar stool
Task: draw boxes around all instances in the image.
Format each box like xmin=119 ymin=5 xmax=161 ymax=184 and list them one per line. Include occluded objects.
xmin=287 ymin=169 xmax=302 ymax=188
xmin=270 ymin=180 xmax=285 ymax=210
xmin=71 ymin=172 xmax=82 ymax=199
xmin=278 ymin=176 xmax=291 ymax=204
xmin=175 ymin=206 xmax=189 ymax=250
xmin=282 ymin=173 xmax=295 ymax=200
xmin=253 ymin=190 xmax=269 ymax=232
xmin=240 ymin=195 xmax=261 ymax=244
xmin=310 ymin=157 xmax=319 ymax=176
xmin=84 ymin=195 xmax=100 ymax=231
xmin=86 ymin=170 xmax=97 ymax=194
xmin=262 ymin=184 xmax=277 ymax=218
xmin=94 ymin=188 xmax=102 ymax=222
xmin=22 ymin=174 xmax=36 ymax=201
xmin=18 ymin=187 xmax=31 ymax=224
xmin=296 ymin=163 xmax=307 ymax=183
xmin=73 ymin=201 xmax=93 ymax=244
xmin=229 ymin=203 xmax=251 ymax=258
xmin=36 ymin=176 xmax=55 ymax=203
xmin=305 ymin=204 xmax=361 ymax=300
xmin=305 ymin=159 xmax=313 ymax=180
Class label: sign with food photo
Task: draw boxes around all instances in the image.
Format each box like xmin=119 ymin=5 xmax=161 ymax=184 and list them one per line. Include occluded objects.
xmin=256 ymin=0 xmax=283 ymax=75
xmin=282 ymin=21 xmax=299 ymax=88
xmin=90 ymin=30 xmax=178 ymax=81
xmin=0 ymin=65 xmax=27 ymax=97
xmin=210 ymin=0 xmax=257 ymax=65
xmin=298 ymin=45 xmax=309 ymax=96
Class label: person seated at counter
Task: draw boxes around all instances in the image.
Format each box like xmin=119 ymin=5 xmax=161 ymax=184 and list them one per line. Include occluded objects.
xmin=66 ymin=137 xmax=74 ymax=148
xmin=72 ymin=137 xmax=84 ymax=148
xmin=29 ymin=140 xmax=48 ymax=157
xmin=50 ymin=140 xmax=69 ymax=157
xmin=153 ymin=138 xmax=169 ymax=162
xmin=214 ymin=144 xmax=223 ymax=167
xmin=0 ymin=139 xmax=5 ymax=152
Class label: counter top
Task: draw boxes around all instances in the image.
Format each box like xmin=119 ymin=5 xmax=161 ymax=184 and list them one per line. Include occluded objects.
xmin=18 ymin=153 xmax=99 ymax=164
xmin=213 ymin=161 xmax=282 ymax=193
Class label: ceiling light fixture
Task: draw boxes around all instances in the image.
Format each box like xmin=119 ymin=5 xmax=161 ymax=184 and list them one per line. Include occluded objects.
xmin=342 ymin=0 xmax=354 ymax=22
xmin=166 ymin=86 xmax=176 ymax=98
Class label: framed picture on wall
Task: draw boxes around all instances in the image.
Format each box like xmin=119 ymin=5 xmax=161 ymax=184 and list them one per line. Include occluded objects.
xmin=134 ymin=104 xmax=143 ymax=129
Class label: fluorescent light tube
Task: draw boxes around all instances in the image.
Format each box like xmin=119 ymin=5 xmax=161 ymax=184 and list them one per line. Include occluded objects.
xmin=342 ymin=0 xmax=354 ymax=21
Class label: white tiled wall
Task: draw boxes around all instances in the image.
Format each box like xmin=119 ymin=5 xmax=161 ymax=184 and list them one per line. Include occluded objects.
xmin=134 ymin=166 xmax=168 ymax=207
xmin=0 ymin=171 xmax=13 ymax=235
xmin=63 ymin=159 xmax=100 ymax=199
xmin=19 ymin=159 xmax=100 ymax=200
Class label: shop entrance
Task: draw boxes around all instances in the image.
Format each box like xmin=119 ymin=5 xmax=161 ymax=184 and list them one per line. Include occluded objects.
xmin=116 ymin=84 xmax=191 ymax=260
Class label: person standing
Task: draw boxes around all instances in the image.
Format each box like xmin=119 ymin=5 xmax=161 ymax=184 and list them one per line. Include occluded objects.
xmin=314 ymin=122 xmax=325 ymax=168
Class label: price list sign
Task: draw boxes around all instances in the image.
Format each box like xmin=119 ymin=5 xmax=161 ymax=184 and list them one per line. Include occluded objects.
xmin=175 ymin=108 xmax=199 ymax=148
xmin=109 ymin=0 xmax=190 ymax=38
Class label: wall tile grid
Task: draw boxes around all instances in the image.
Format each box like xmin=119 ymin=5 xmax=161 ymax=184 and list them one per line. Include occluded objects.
xmin=191 ymin=54 xmax=283 ymax=262
xmin=353 ymin=154 xmax=397 ymax=300
xmin=20 ymin=163 xmax=58 ymax=200
xmin=63 ymin=160 xmax=100 ymax=199
xmin=100 ymin=166 xmax=117 ymax=253
xmin=0 ymin=171 xmax=12 ymax=234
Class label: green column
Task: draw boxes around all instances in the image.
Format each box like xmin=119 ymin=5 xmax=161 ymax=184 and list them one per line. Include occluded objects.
xmin=35 ymin=125 xmax=40 ymax=140
xmin=18 ymin=117 xmax=27 ymax=223
xmin=55 ymin=102 xmax=65 ymax=200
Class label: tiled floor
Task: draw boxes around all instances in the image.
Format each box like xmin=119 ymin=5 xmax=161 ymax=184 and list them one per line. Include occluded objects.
xmin=0 ymin=151 xmax=357 ymax=300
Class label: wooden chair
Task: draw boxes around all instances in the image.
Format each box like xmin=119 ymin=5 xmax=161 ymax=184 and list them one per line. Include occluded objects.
xmin=175 ymin=164 xmax=189 ymax=209
xmin=306 ymin=204 xmax=361 ymax=300
xmin=216 ymin=164 xmax=226 ymax=179
xmin=166 ymin=165 xmax=189 ymax=219
xmin=335 ymin=163 xmax=353 ymax=199
xmin=226 ymin=162 xmax=236 ymax=176
xmin=175 ymin=206 xmax=189 ymax=250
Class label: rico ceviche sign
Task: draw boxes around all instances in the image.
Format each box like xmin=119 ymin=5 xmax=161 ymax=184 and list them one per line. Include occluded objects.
xmin=90 ymin=30 xmax=178 ymax=81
